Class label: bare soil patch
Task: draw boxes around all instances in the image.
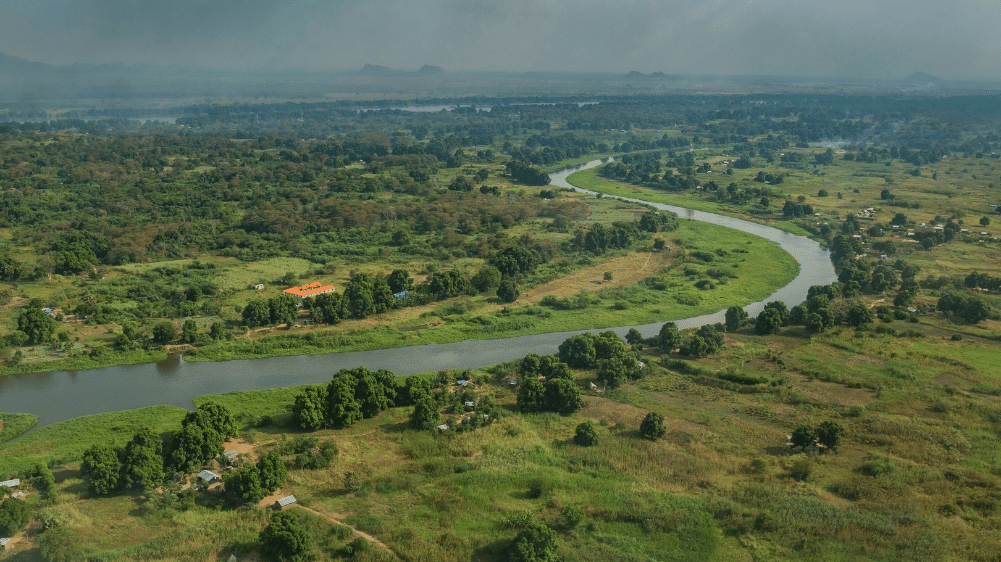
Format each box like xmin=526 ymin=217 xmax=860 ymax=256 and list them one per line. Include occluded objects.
xmin=222 ymin=438 xmax=259 ymax=462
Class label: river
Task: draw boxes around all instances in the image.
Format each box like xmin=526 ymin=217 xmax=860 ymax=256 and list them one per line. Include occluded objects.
xmin=0 ymin=159 xmax=835 ymax=430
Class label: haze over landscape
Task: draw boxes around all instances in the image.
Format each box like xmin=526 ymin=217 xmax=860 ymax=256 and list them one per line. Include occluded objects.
xmin=1 ymin=0 xmax=999 ymax=80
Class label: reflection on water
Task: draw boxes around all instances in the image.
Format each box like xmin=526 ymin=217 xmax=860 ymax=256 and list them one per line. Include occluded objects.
xmin=156 ymin=354 xmax=182 ymax=375
xmin=0 ymin=158 xmax=836 ymax=432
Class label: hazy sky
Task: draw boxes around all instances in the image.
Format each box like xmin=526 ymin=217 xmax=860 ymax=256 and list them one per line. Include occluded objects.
xmin=1 ymin=0 xmax=999 ymax=79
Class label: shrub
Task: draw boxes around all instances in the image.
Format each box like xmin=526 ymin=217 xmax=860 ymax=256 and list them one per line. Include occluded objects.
xmin=573 ymin=421 xmax=599 ymax=447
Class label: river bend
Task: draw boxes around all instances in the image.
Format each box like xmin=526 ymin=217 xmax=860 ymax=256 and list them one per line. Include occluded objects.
xmin=0 ymin=159 xmax=836 ymax=429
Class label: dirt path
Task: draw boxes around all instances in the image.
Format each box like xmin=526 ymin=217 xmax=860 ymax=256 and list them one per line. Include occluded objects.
xmin=295 ymin=504 xmax=401 ymax=559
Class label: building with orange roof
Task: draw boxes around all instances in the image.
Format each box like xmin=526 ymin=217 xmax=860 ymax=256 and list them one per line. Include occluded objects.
xmin=283 ymin=281 xmax=336 ymax=299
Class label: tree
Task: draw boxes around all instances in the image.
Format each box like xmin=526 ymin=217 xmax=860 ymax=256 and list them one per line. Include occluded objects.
xmin=410 ymin=395 xmax=440 ymax=430
xmin=269 ymin=294 xmax=299 ymax=326
xmin=257 ymin=451 xmax=287 ymax=493
xmin=625 ymin=328 xmax=643 ymax=346
xmin=355 ymin=371 xmax=390 ymax=418
xmin=38 ymin=526 xmax=93 ymax=562
xmin=17 ymin=306 xmax=58 ymax=345
xmin=260 ymin=511 xmax=314 ymax=562
xmin=805 ymin=312 xmax=826 ymax=334
xmin=639 ymin=411 xmax=666 ymax=440
xmin=544 ymin=378 xmax=584 ymax=415
xmin=121 ymin=427 xmax=165 ymax=491
xmin=196 ymin=401 xmax=237 ymax=439
xmin=520 ymin=354 xmax=542 ymax=377
xmin=326 ymin=374 xmax=362 ymax=428
xmin=573 ymin=421 xmax=599 ymax=447
xmin=181 ymin=319 xmax=198 ymax=343
xmin=658 ymin=322 xmax=681 ymax=352
xmin=386 ymin=269 xmax=414 ymax=294
xmin=558 ymin=334 xmax=597 ymax=368
xmin=81 ymin=444 xmax=120 ymax=495
xmin=981 ymin=216 xmax=991 ymax=226
xmin=224 ymin=465 xmax=266 ymax=505
xmin=497 ymin=278 xmax=520 ymax=303
xmin=755 ymin=307 xmax=784 ymax=335
xmin=683 ymin=325 xmax=724 ymax=358
xmin=595 ymin=350 xmax=637 ymax=389
xmin=846 ymin=302 xmax=874 ymax=328
xmin=293 ymin=386 xmax=327 ymax=431
xmin=510 ymin=520 xmax=559 ymax=562
xmin=0 ymin=254 xmax=24 ymax=282
xmin=816 ymin=421 xmax=844 ymax=452
xmin=517 ymin=377 xmax=546 ymax=413
xmin=242 ymin=299 xmax=271 ymax=327
xmin=152 ymin=321 xmax=177 ymax=344
xmin=344 ymin=273 xmax=376 ymax=318
xmin=470 ymin=265 xmax=502 ymax=293
xmin=791 ymin=425 xmax=817 ymax=449
xmin=0 ymin=498 xmax=31 ymax=536
xmin=725 ymin=306 xmax=748 ymax=332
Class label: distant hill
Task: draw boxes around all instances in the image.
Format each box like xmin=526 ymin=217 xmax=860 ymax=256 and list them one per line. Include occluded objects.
xmin=359 ymin=63 xmax=444 ymax=77
xmin=415 ymin=64 xmax=443 ymax=76
xmin=0 ymin=52 xmax=59 ymax=75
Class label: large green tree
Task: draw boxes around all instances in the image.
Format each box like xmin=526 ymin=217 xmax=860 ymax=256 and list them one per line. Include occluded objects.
xmin=658 ymin=322 xmax=681 ymax=352
xmin=510 ymin=520 xmax=559 ymax=562
xmin=325 ymin=374 xmax=362 ymax=428
xmin=544 ymin=378 xmax=584 ymax=415
xmin=81 ymin=444 xmax=120 ymax=495
xmin=517 ymin=377 xmax=546 ymax=413
xmin=640 ymin=412 xmax=666 ymax=440
xmin=120 ymin=427 xmax=165 ymax=492
xmin=292 ymin=386 xmax=327 ymax=431
xmin=0 ymin=498 xmax=31 ymax=536
xmin=17 ymin=306 xmax=57 ymax=345
xmin=409 ymin=395 xmax=440 ymax=430
xmin=260 ymin=511 xmax=313 ymax=562
xmin=257 ymin=450 xmax=287 ymax=493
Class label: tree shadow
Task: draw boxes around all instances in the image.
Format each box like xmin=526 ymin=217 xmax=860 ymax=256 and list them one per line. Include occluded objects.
xmin=764 ymin=445 xmax=795 ymax=456
xmin=470 ymin=538 xmax=510 ymax=562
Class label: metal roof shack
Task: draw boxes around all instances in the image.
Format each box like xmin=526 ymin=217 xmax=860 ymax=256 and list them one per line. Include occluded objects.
xmin=1 ymin=537 xmax=10 ymax=550
xmin=273 ymin=495 xmax=297 ymax=510
xmin=198 ymin=470 xmax=220 ymax=483
xmin=0 ymin=479 xmax=20 ymax=488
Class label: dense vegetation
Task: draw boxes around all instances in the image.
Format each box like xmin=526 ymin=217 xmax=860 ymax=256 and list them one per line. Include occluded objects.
xmin=3 ymin=84 xmax=1001 ymax=561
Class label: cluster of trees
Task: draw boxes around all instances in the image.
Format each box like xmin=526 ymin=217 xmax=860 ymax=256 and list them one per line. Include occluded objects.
xmin=0 ymin=496 xmax=31 ymax=536
xmin=791 ymin=421 xmax=845 ymax=452
xmin=557 ymin=331 xmax=642 ymax=388
xmin=570 ymin=222 xmax=642 ymax=255
xmin=292 ymin=367 xmax=401 ymax=430
xmin=964 ymin=271 xmax=1001 ymax=293
xmin=517 ymin=355 xmax=584 ymax=415
xmin=80 ymin=402 xmax=236 ymax=495
xmin=937 ymin=292 xmax=993 ymax=324
xmin=505 ymin=160 xmax=551 ymax=186
xmin=222 ymin=450 xmax=287 ymax=506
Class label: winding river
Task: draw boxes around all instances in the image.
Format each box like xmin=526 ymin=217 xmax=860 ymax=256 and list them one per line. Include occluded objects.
xmin=0 ymin=159 xmax=836 ymax=430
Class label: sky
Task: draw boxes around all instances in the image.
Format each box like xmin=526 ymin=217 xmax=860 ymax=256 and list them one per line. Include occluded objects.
xmin=1 ymin=0 xmax=999 ymax=80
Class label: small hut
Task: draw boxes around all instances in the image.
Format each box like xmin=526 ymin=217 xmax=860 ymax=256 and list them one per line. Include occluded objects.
xmin=273 ymin=495 xmax=297 ymax=511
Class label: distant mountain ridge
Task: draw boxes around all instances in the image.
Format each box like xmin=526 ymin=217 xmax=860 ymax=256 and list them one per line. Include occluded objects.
xmin=358 ymin=63 xmax=444 ymax=77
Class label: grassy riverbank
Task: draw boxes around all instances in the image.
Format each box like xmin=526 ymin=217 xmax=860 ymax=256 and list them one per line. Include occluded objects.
xmin=4 ymin=318 xmax=1001 ymax=560
xmin=184 ymin=220 xmax=799 ymax=363
xmin=0 ymin=413 xmax=37 ymax=445
xmin=567 ymin=168 xmax=817 ymax=238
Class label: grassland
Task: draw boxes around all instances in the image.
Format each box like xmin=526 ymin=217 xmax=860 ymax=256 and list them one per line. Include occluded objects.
xmin=0 ymin=413 xmax=37 ymax=444
xmin=3 ymin=312 xmax=1001 ymax=560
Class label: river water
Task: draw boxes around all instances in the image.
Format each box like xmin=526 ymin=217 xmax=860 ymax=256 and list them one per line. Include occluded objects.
xmin=0 ymin=159 xmax=835 ymax=429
